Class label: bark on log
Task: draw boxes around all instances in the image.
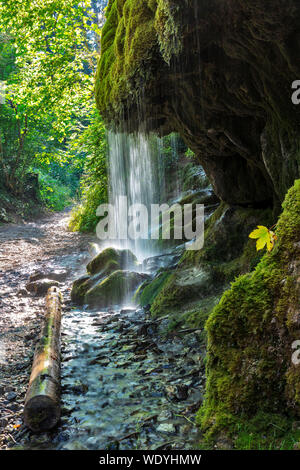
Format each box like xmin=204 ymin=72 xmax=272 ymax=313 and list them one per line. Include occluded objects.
xmin=24 ymin=287 xmax=62 ymax=432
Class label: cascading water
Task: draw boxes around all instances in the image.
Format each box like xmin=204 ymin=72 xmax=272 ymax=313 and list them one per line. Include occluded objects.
xmin=107 ymin=131 xmax=164 ymax=262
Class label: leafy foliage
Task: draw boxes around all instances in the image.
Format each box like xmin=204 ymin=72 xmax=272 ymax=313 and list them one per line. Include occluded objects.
xmin=69 ymin=111 xmax=108 ymax=232
xmin=0 ymin=0 xmax=105 ymax=209
xmin=36 ymin=170 xmax=73 ymax=211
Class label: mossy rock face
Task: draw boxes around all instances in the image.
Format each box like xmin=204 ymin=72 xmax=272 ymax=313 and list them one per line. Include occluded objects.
xmin=134 ymin=271 xmax=172 ymax=307
xmin=150 ymin=267 xmax=217 ymax=317
xmin=150 ymin=204 xmax=273 ymax=317
xmin=84 ymin=270 xmax=149 ymax=308
xmin=97 ymin=1 xmax=300 ymax=207
xmin=96 ymin=0 xmax=181 ymax=124
xmin=198 ymin=180 xmax=300 ymax=439
xmin=86 ymin=247 xmax=138 ymax=275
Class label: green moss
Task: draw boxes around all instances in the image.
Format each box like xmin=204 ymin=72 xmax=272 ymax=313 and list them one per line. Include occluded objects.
xmin=71 ymin=275 xmax=92 ymax=305
xmin=150 ymin=203 xmax=273 ymax=318
xmin=84 ymin=270 xmax=146 ymax=308
xmin=198 ymin=180 xmax=300 ymax=440
xmin=150 ymin=272 xmax=189 ymax=317
xmin=86 ymin=247 xmax=137 ymax=275
xmin=135 ymin=271 xmax=172 ymax=307
xmin=96 ymin=0 xmax=182 ymax=119
xmin=182 ymin=295 xmax=221 ymax=330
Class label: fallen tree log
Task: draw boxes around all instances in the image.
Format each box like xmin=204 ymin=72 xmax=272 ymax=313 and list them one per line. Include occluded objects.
xmin=24 ymin=286 xmax=62 ymax=432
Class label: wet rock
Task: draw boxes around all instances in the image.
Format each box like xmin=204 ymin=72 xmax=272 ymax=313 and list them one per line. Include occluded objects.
xmin=26 ymin=279 xmax=61 ymax=296
xmin=84 ymin=271 xmax=150 ymax=308
xmin=165 ymin=385 xmax=189 ymax=401
xmin=6 ymin=391 xmax=17 ymax=402
xmin=157 ymin=422 xmax=176 ymax=433
xmin=71 ymin=267 xmax=125 ymax=306
xmin=142 ymin=252 xmax=181 ymax=273
xmin=120 ymin=308 xmax=136 ymax=315
xmin=68 ymin=381 xmax=89 ymax=395
xmin=6 ymin=403 xmax=19 ymax=412
xmin=62 ymin=440 xmax=89 ymax=450
xmin=107 ymin=441 xmax=119 ymax=451
xmin=0 ymin=418 xmax=8 ymax=428
xmin=86 ymin=247 xmax=138 ymax=276
xmin=157 ymin=410 xmax=172 ymax=422
xmin=215 ymin=434 xmax=233 ymax=450
xmin=70 ymin=275 xmax=92 ymax=305
xmin=55 ymin=432 xmax=69 ymax=443
xmin=47 ymin=269 xmax=69 ymax=282
xmin=29 ymin=271 xmax=45 ymax=282
xmin=17 ymin=288 xmax=29 ymax=297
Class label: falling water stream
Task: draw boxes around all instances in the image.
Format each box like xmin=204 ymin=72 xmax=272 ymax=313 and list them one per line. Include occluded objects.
xmin=107 ymin=131 xmax=165 ymax=261
xmin=54 ymin=131 xmax=206 ymax=450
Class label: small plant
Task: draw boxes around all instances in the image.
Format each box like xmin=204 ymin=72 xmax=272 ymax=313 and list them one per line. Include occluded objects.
xmin=249 ymin=225 xmax=277 ymax=252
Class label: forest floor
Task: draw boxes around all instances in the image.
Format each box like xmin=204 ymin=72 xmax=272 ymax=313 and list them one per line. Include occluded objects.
xmin=0 ymin=211 xmax=206 ymax=450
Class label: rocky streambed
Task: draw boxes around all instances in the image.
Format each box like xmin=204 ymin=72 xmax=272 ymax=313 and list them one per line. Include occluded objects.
xmin=0 ymin=212 xmax=206 ymax=450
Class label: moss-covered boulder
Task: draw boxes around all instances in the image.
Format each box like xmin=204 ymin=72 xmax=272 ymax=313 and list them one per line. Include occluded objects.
xmin=86 ymin=247 xmax=138 ymax=275
xmin=71 ymin=275 xmax=91 ymax=305
xmin=84 ymin=270 xmax=149 ymax=308
xmin=71 ymin=272 xmax=112 ymax=306
xmin=150 ymin=267 xmax=217 ymax=317
xmin=71 ymin=247 xmax=139 ymax=305
xmin=198 ymin=180 xmax=300 ymax=438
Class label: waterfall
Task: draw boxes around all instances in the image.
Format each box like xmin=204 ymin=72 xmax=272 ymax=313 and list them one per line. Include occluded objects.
xmin=107 ymin=131 xmax=163 ymax=262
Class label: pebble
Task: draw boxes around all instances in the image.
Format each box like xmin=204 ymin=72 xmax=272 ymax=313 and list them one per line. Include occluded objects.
xmin=157 ymin=422 xmax=176 ymax=433
xmin=6 ymin=392 xmax=17 ymax=402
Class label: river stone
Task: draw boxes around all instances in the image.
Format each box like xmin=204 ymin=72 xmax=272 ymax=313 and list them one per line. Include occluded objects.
xmin=71 ymin=261 xmax=122 ymax=305
xmin=84 ymin=270 xmax=149 ymax=308
xmin=25 ymin=279 xmax=61 ymax=296
xmin=86 ymin=247 xmax=138 ymax=275
xmin=71 ymin=274 xmax=95 ymax=305
xmin=29 ymin=269 xmax=69 ymax=282
xmin=157 ymin=422 xmax=176 ymax=433
xmin=142 ymin=252 xmax=181 ymax=272
xmin=6 ymin=391 xmax=17 ymax=402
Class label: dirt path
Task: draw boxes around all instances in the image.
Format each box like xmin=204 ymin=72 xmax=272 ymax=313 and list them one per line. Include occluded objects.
xmin=0 ymin=211 xmax=95 ymax=449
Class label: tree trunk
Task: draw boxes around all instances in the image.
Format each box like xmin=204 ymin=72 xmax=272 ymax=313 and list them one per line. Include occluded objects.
xmin=24 ymin=287 xmax=62 ymax=432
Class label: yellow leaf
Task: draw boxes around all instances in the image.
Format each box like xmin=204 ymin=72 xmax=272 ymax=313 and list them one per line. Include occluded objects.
xmin=256 ymin=236 xmax=267 ymax=251
xmin=249 ymin=226 xmax=268 ymax=240
xmin=249 ymin=225 xmax=277 ymax=253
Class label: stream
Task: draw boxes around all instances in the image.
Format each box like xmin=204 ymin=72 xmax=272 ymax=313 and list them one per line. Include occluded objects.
xmin=0 ymin=211 xmax=205 ymax=450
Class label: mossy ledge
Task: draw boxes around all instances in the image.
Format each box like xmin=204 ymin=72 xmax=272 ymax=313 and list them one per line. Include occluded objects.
xmin=96 ymin=0 xmax=181 ymax=125
xmin=96 ymin=0 xmax=300 ymax=207
xmin=197 ymin=180 xmax=300 ymax=441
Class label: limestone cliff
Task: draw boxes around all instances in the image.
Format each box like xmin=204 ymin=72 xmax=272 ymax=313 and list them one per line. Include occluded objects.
xmin=96 ymin=0 xmax=300 ymax=207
